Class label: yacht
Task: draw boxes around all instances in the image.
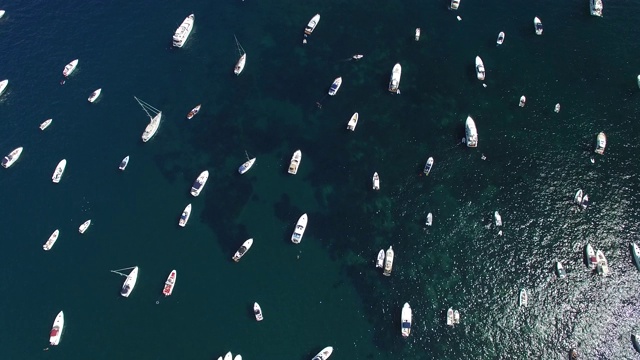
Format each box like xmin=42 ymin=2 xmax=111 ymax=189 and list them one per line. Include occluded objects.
xmin=0 ymin=79 xmax=8 ymax=96
xmin=63 ymin=59 xmax=78 ymax=77
xmin=311 ymin=346 xmax=333 ymax=360
xmin=120 ymin=266 xmax=139 ymax=297
xmin=372 ymin=172 xmax=380 ymax=190
xmin=119 ymin=156 xmax=129 ymax=170
xmin=40 ymin=119 xmax=52 ymax=130
xmin=586 ymin=244 xmax=597 ymax=269
xmin=178 ymin=204 xmax=192 ymax=227
xmin=454 ymin=310 xmax=460 ymax=324
xmin=426 ymin=213 xmax=433 ymax=226
xmin=303 ymin=14 xmax=321 ymax=43
xmin=401 ymin=303 xmax=412 ymax=337
xmin=596 ymin=250 xmax=609 ymax=276
xmin=590 ymin=0 xmax=603 ymax=17
xmin=187 ymin=104 xmax=201 ymax=119
xmin=173 ymin=14 xmax=194 ymax=48
xmin=446 ymin=308 xmax=455 ymax=326
xmin=49 ymin=311 xmax=64 ymax=346
xmin=78 ymin=220 xmax=91 ymax=234
xmin=238 ymin=157 xmax=256 ymax=174
xmin=383 ymin=246 xmax=394 ymax=276
xmin=254 ymin=302 xmax=264 ymax=321
xmin=554 ymin=103 xmax=561 ymax=113
xmin=519 ymin=288 xmax=528 ymax=307
xmin=88 ymin=88 xmax=101 ymax=103
xmin=136 ymin=97 xmax=162 ymax=142
xmin=234 ymin=54 xmax=246 ymax=75
xmin=465 ymin=115 xmax=478 ymax=147
xmin=291 ymin=213 xmax=308 ymax=244
xmin=574 ymin=189 xmax=583 ymax=204
xmin=534 ymin=17 xmax=543 ymax=35
xmin=190 ymin=170 xmax=209 ymax=197
xmin=594 ymin=132 xmax=606 ymax=155
xmin=43 ymin=229 xmax=60 ymax=251
xmin=496 ymin=31 xmax=505 ymax=45
xmin=288 ymin=150 xmax=302 ymax=174
xmin=346 ymin=112 xmax=358 ymax=131
xmin=556 ymin=261 xmax=567 ymax=278
xmin=328 ymin=77 xmax=342 ymax=96
xmin=475 ymin=56 xmax=485 ymax=80
xmin=388 ymin=63 xmax=402 ymax=93
xmin=519 ymin=96 xmax=526 ymax=107
xmin=631 ymin=242 xmax=640 ymax=270
xmin=494 ymin=211 xmax=502 ymax=226
xmin=415 ymin=28 xmax=420 ymax=41
xmin=450 ymin=0 xmax=460 ymax=10
xmin=162 ymin=270 xmax=176 ymax=296
xmin=232 ymin=238 xmax=254 ymax=262
xmin=2 ymin=147 xmax=23 ymax=168
xmin=376 ymin=249 xmax=385 ymax=268
xmin=52 ymin=159 xmax=67 ymax=183
xmin=423 ymin=157 xmax=434 ymax=175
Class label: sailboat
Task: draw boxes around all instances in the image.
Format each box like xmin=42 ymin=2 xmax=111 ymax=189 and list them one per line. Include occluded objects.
xmin=233 ymin=35 xmax=247 ymax=75
xmin=135 ymin=96 xmax=162 ymax=142
xmin=238 ymin=151 xmax=256 ymax=174
xmin=111 ymin=266 xmax=139 ymax=298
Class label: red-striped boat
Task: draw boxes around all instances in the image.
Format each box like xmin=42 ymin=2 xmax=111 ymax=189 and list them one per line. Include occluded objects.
xmin=162 ymin=270 xmax=176 ymax=296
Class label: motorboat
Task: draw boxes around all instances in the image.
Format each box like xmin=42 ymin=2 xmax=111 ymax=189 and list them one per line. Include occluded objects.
xmin=450 ymin=0 xmax=460 ymax=10
xmin=595 ymin=132 xmax=606 ymax=155
xmin=352 ymin=54 xmax=364 ymax=60
xmin=178 ymin=204 xmax=192 ymax=227
xmin=119 ymin=156 xmax=129 ymax=171
xmin=454 ymin=310 xmax=460 ymax=324
xmin=554 ymin=103 xmax=561 ymax=113
xmin=475 ymin=56 xmax=485 ymax=80
xmin=401 ymin=303 xmax=412 ymax=337
xmin=637 ymin=75 xmax=640 ymax=89
xmin=311 ymin=346 xmax=333 ymax=360
xmin=346 ymin=112 xmax=358 ymax=131
xmin=423 ymin=157 xmax=434 ymax=175
xmin=0 ymin=79 xmax=8 ymax=96
xmin=120 ymin=266 xmax=139 ymax=297
xmin=78 ymin=220 xmax=91 ymax=234
xmin=574 ymin=189 xmax=583 ymax=204
xmin=43 ymin=229 xmax=60 ymax=251
xmin=288 ymin=150 xmax=302 ymax=175
xmin=446 ymin=308 xmax=454 ymax=326
xmin=426 ymin=212 xmax=433 ymax=226
xmin=52 ymin=159 xmax=67 ymax=183
xmin=581 ymin=194 xmax=590 ymax=209
xmin=40 ymin=119 xmax=52 ymax=130
xmin=415 ymin=28 xmax=420 ymax=41
xmin=238 ymin=157 xmax=256 ymax=174
xmin=534 ymin=17 xmax=543 ymax=35
xmin=596 ymin=250 xmax=609 ymax=276
xmin=224 ymin=353 xmax=232 ymax=360
xmin=0 ymin=10 xmax=5 ymax=19
xmin=63 ymin=59 xmax=78 ymax=77
xmin=465 ymin=115 xmax=478 ymax=147
xmin=232 ymin=238 xmax=253 ymax=262
xmin=291 ymin=213 xmax=308 ymax=244
xmin=631 ymin=242 xmax=640 ymax=270
xmin=190 ymin=170 xmax=209 ymax=197
xmin=519 ymin=96 xmax=526 ymax=107
xmin=173 ymin=14 xmax=194 ymax=48
xmin=496 ymin=31 xmax=505 ymax=45
xmin=254 ymin=302 xmax=263 ymax=321
xmin=328 ymin=77 xmax=342 ymax=96
xmin=303 ymin=14 xmax=321 ymax=43
xmin=163 ymin=270 xmax=176 ymax=296
xmin=556 ymin=261 xmax=566 ymax=278
xmin=49 ymin=311 xmax=64 ymax=346
xmin=388 ymin=63 xmax=402 ymax=93
xmin=376 ymin=249 xmax=385 ymax=268
xmin=383 ymin=246 xmax=394 ymax=276
xmin=187 ymin=104 xmax=201 ymax=119
xmin=570 ymin=349 xmax=578 ymax=359
xmin=2 ymin=146 xmax=23 ymax=168
xmin=494 ymin=211 xmax=502 ymax=226
xmin=519 ymin=288 xmax=528 ymax=307
xmin=234 ymin=54 xmax=246 ymax=75
xmin=135 ymin=97 xmax=162 ymax=142
xmin=590 ymin=0 xmax=603 ymax=17
xmin=586 ymin=244 xmax=597 ymax=269
xmin=88 ymin=88 xmax=101 ymax=103
xmin=372 ymin=172 xmax=380 ymax=190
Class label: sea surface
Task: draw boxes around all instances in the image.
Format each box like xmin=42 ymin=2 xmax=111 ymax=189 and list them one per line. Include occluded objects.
xmin=1 ymin=0 xmax=640 ymax=359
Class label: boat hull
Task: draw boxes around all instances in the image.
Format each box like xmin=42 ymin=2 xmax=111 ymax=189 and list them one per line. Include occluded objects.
xmin=121 ymin=267 xmax=139 ymax=297
xmin=238 ymin=158 xmax=256 ymax=174
xmin=401 ymin=303 xmax=412 ymax=337
xmin=2 ymin=147 xmax=23 ymax=168
xmin=328 ymin=77 xmax=342 ymax=96
xmin=179 ymin=204 xmax=192 ymax=227
xmin=388 ymin=63 xmax=402 ymax=93
xmin=173 ymin=14 xmax=194 ymax=47
xmin=232 ymin=238 xmax=254 ymax=262
xmin=288 ymin=150 xmax=302 ymax=174
xmin=52 ymin=159 xmax=67 ymax=183
xmin=88 ymin=88 xmax=101 ymax=103
xmin=465 ymin=116 xmax=478 ymax=147
xmin=347 ymin=112 xmax=358 ymax=131
xmin=49 ymin=311 xmax=64 ymax=346
xmin=291 ymin=213 xmax=308 ymax=244
xmin=595 ymin=132 xmax=606 ymax=155
xmin=234 ymin=54 xmax=246 ymax=75
xmin=383 ymin=246 xmax=394 ymax=276
xmin=163 ymin=270 xmax=177 ymax=296
xmin=190 ymin=170 xmax=209 ymax=197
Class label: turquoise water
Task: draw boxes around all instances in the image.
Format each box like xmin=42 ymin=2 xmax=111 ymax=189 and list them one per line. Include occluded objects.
xmin=2 ymin=0 xmax=640 ymax=359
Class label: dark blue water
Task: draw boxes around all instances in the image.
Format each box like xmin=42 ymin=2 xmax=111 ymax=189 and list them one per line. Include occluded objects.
xmin=2 ymin=0 xmax=640 ymax=359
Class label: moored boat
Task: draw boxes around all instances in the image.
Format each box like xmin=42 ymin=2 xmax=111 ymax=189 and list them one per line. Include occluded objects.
xmin=52 ymin=159 xmax=67 ymax=183
xmin=423 ymin=157 xmax=434 ymax=175
xmin=586 ymin=244 xmax=597 ymax=269
xmin=254 ymin=302 xmax=263 ymax=321
xmin=179 ymin=204 xmax=192 ymax=227
xmin=534 ymin=17 xmax=543 ymax=35
xmin=234 ymin=53 xmax=246 ymax=75
xmin=121 ymin=266 xmax=139 ymax=297
xmin=465 ymin=115 xmax=478 ymax=147
xmin=446 ymin=308 xmax=454 ymax=326
xmin=232 ymin=238 xmax=254 ymax=262
xmin=570 ymin=348 xmax=578 ymax=359
xmin=303 ymin=14 xmax=321 ymax=44
xmin=475 ymin=56 xmax=486 ymax=80
xmin=575 ymin=189 xmax=583 ymax=204
xmin=352 ymin=54 xmax=364 ymax=60
xmin=291 ymin=213 xmax=308 ymax=244
xmin=556 ymin=261 xmax=566 ymax=278
xmin=372 ymin=172 xmax=380 ymax=190
xmin=596 ymin=250 xmax=609 ymax=276
xmin=590 ymin=0 xmax=603 ymax=17
xmin=631 ymin=242 xmax=640 ymax=270
xmin=311 ymin=346 xmax=333 ymax=360
xmin=63 ymin=59 xmax=78 ymax=77
xmin=581 ymin=194 xmax=590 ymax=209
xmin=88 ymin=88 xmax=101 ymax=103
xmin=40 ymin=119 xmax=53 ymax=130
xmin=426 ymin=212 xmax=433 ymax=226
xmin=554 ymin=103 xmax=561 ymax=113
xmin=346 ymin=112 xmax=358 ymax=131
xmin=328 ymin=77 xmax=342 ymax=96
xmin=519 ymin=95 xmax=526 ymax=107
xmin=637 ymin=75 xmax=640 ymax=89
xmin=450 ymin=0 xmax=460 ymax=10
xmin=594 ymin=132 xmax=606 ymax=155
xmin=0 ymin=10 xmax=5 ymax=19
xmin=454 ymin=310 xmax=460 ymax=324
xmin=383 ymin=246 xmax=394 ymax=276
xmin=288 ymin=150 xmax=302 ymax=175
xmin=388 ymin=63 xmax=402 ymax=93
xmin=43 ymin=229 xmax=60 ymax=251
xmin=187 ymin=104 xmax=201 ymax=119
xmin=173 ymin=14 xmax=194 ymax=48
xmin=0 ymin=79 xmax=8 ymax=96
xmin=2 ymin=146 xmax=23 ymax=168
xmin=49 ymin=311 xmax=64 ymax=346
xmin=135 ymin=97 xmax=162 ymax=142
xmin=119 ymin=156 xmax=129 ymax=170
xmin=496 ymin=31 xmax=505 ymax=45
xmin=401 ymin=303 xmax=412 ymax=337
xmin=376 ymin=249 xmax=385 ymax=268
xmin=163 ymin=270 xmax=176 ymax=296
xmin=190 ymin=170 xmax=209 ymax=197
xmin=494 ymin=211 xmax=502 ymax=226
xmin=415 ymin=28 xmax=420 ymax=41
xmin=633 ymin=334 xmax=640 ymax=353
xmin=224 ymin=353 xmax=232 ymax=360
xmin=519 ymin=288 xmax=528 ymax=307
xmin=78 ymin=220 xmax=91 ymax=234
xmin=238 ymin=157 xmax=256 ymax=174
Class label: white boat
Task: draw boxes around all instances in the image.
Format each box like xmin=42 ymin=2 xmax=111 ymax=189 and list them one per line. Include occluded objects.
xmin=446 ymin=308 xmax=454 ymax=326
xmin=88 ymin=88 xmax=101 ymax=103
xmin=135 ymin=97 xmax=162 ymax=142
xmin=631 ymin=242 xmax=640 ymax=270
xmin=581 ymin=194 xmax=590 ymax=209
xmin=224 ymin=352 xmax=232 ymax=360
xmin=120 ymin=266 xmax=139 ymax=297
xmin=190 ymin=170 xmax=209 ymax=197
xmin=119 ymin=156 xmax=129 ymax=170
xmin=637 ymin=75 xmax=640 ymax=89
xmin=63 ymin=59 xmax=78 ymax=77
xmin=426 ymin=213 xmax=433 ymax=226
xmin=352 ymin=54 xmax=364 ymax=60
xmin=52 ymin=159 xmax=67 ymax=183
xmin=291 ymin=213 xmax=308 ymax=244
xmin=586 ymin=244 xmax=597 ymax=269
xmin=534 ymin=17 xmax=543 ymax=35
xmin=554 ymin=103 xmax=561 ymax=113
xmin=49 ymin=311 xmax=64 ymax=346
xmin=475 ymin=56 xmax=485 ymax=81
xmin=238 ymin=157 xmax=256 ymax=174
xmin=173 ymin=14 xmax=194 ymax=48
xmin=2 ymin=147 xmax=23 ymax=168
xmin=494 ymin=211 xmax=502 ymax=226
xmin=454 ymin=310 xmax=460 ymax=324
xmin=43 ymin=229 xmax=60 ymax=251
xmin=311 ymin=346 xmax=333 ymax=360
xmin=595 ymin=132 xmax=606 ymax=155
xmin=254 ymin=302 xmax=264 ymax=321
xmin=376 ymin=249 xmax=385 ymax=268
xmin=383 ymin=246 xmax=394 ymax=276
xmin=596 ymin=250 xmax=609 ymax=275
xmin=388 ymin=63 xmax=402 ymax=93
xmin=574 ymin=189 xmax=583 ymax=204
xmin=187 ymin=104 xmax=201 ymax=119
xmin=0 ymin=79 xmax=8 ymax=96
xmin=179 ymin=204 xmax=192 ymax=227
xmin=346 ymin=112 xmax=358 ymax=131
xmin=328 ymin=77 xmax=342 ymax=96
xmin=519 ymin=96 xmax=526 ymax=107
xmin=0 ymin=10 xmax=5 ymax=19
xmin=590 ymin=0 xmax=603 ymax=17
xmin=556 ymin=261 xmax=567 ymax=278
xmin=78 ymin=220 xmax=91 ymax=234
xmin=303 ymin=14 xmax=321 ymax=43
xmin=40 ymin=119 xmax=53 ymax=130
xmin=401 ymin=303 xmax=412 ymax=337
xmin=450 ymin=0 xmax=460 ymax=10
xmin=519 ymin=289 xmax=528 ymax=307
xmin=423 ymin=157 xmax=434 ymax=175
xmin=372 ymin=172 xmax=380 ymax=190
xmin=162 ymin=270 xmax=176 ymax=296
xmin=288 ymin=150 xmax=302 ymax=175
xmin=232 ymin=238 xmax=254 ymax=262
xmin=496 ymin=31 xmax=505 ymax=45
xmin=415 ymin=28 xmax=421 ymax=41
xmin=234 ymin=35 xmax=247 ymax=75
xmin=465 ymin=115 xmax=478 ymax=147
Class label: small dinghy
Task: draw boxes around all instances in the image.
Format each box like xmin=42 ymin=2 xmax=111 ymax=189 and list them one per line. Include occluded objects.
xmin=519 ymin=96 xmax=526 ymax=107
xmin=346 ymin=112 xmax=358 ymax=131
xmin=187 ymin=104 xmax=201 ymax=119
xmin=594 ymin=132 xmax=606 ymax=155
xmin=631 ymin=242 xmax=640 ymax=270
xmin=554 ymin=103 xmax=561 ymax=113
xmin=372 ymin=172 xmax=380 ymax=190
xmin=423 ymin=157 xmax=434 ymax=175
xmin=78 ymin=220 xmax=91 ymax=234
xmin=376 ymin=249 xmax=385 ymax=268
xmin=494 ymin=211 xmax=502 ymax=226
xmin=425 ymin=213 xmax=433 ymax=226
xmin=232 ymin=238 xmax=254 ymax=262
xmin=119 ymin=156 xmax=129 ymax=171
xmin=40 ymin=119 xmax=53 ymax=130
xmin=556 ymin=261 xmax=566 ymax=278
xmin=496 ymin=31 xmax=505 ymax=45
xmin=534 ymin=17 xmax=543 ymax=35
xmin=254 ymin=302 xmax=264 ymax=321
xmin=328 ymin=77 xmax=342 ymax=96
xmin=383 ymin=246 xmax=394 ymax=276
xmin=88 ymin=88 xmax=101 ymax=103
xmin=414 ymin=28 xmax=421 ymax=41
xmin=519 ymin=288 xmax=528 ymax=307
xmin=446 ymin=308 xmax=455 ymax=326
